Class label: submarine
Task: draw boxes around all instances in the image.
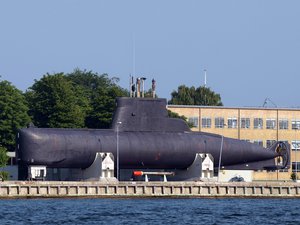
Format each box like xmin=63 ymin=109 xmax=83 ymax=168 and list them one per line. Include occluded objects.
xmin=17 ymin=97 xmax=290 ymax=180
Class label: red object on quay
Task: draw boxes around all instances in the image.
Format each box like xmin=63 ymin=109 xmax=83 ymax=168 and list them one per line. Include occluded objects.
xmin=133 ymin=171 xmax=143 ymax=176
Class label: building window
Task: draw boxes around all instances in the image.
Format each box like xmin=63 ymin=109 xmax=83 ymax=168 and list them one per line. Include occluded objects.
xmin=266 ymin=119 xmax=276 ymax=129
xmin=292 ymin=120 xmax=300 ymax=130
xmin=292 ymin=162 xmax=300 ymax=172
xmin=240 ymin=118 xmax=250 ymax=129
xmin=228 ymin=118 xmax=237 ymax=129
xmin=291 ymin=141 xmax=300 ymax=151
xmin=266 ymin=140 xmax=276 ymax=148
xmin=254 ymin=118 xmax=263 ymax=129
xmin=279 ymin=119 xmax=289 ymax=130
xmin=202 ymin=117 xmax=211 ymax=128
xmin=215 ymin=117 xmax=224 ymax=128
xmin=253 ymin=140 xmax=263 ymax=147
xmin=188 ymin=117 xmax=199 ymax=128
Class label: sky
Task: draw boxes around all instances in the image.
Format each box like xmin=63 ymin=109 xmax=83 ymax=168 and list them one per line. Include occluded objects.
xmin=1 ymin=1 xmax=300 ymax=107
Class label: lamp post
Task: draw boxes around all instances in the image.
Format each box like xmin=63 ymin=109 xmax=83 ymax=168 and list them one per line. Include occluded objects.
xmin=116 ymin=121 xmax=122 ymax=181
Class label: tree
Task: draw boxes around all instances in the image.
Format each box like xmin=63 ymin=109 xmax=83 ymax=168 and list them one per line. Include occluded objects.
xmin=168 ymin=85 xmax=223 ymax=106
xmin=0 ymin=80 xmax=31 ymax=151
xmin=26 ymin=73 xmax=88 ymax=128
xmin=67 ymin=69 xmax=128 ymax=128
xmin=0 ymin=146 xmax=8 ymax=167
xmin=169 ymin=85 xmax=195 ymax=105
xmin=0 ymin=146 xmax=9 ymax=180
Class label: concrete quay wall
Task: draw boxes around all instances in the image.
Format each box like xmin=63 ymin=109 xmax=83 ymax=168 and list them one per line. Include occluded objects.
xmin=0 ymin=181 xmax=300 ymax=198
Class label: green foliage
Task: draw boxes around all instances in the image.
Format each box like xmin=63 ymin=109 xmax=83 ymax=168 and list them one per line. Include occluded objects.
xmin=168 ymin=85 xmax=223 ymax=106
xmin=0 ymin=171 xmax=8 ymax=181
xmin=67 ymin=69 xmax=128 ymax=128
xmin=167 ymin=110 xmax=194 ymax=128
xmin=0 ymin=146 xmax=9 ymax=168
xmin=25 ymin=69 xmax=128 ymax=129
xmin=0 ymin=146 xmax=9 ymax=180
xmin=169 ymin=85 xmax=194 ymax=105
xmin=26 ymin=73 xmax=88 ymax=128
xmin=0 ymin=80 xmax=31 ymax=150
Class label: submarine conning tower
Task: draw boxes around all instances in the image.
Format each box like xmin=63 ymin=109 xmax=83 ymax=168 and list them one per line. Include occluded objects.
xmin=111 ymin=97 xmax=190 ymax=132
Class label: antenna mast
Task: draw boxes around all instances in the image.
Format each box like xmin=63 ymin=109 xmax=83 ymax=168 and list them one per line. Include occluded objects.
xmin=133 ymin=33 xmax=136 ymax=79
xmin=204 ymin=69 xmax=207 ymax=88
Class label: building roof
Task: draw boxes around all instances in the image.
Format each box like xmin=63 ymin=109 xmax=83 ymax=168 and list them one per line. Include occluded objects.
xmin=167 ymin=104 xmax=300 ymax=112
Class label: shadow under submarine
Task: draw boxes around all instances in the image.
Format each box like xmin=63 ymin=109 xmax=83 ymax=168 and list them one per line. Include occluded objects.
xmin=17 ymin=97 xmax=290 ymax=180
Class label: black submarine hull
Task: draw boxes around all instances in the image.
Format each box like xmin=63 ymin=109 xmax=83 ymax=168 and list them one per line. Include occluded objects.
xmin=18 ymin=127 xmax=284 ymax=170
xmin=17 ymin=97 xmax=290 ymax=180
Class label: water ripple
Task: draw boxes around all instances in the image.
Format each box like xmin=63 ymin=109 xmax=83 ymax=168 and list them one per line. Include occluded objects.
xmin=0 ymin=198 xmax=299 ymax=225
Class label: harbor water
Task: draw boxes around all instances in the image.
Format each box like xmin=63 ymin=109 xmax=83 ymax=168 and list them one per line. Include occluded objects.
xmin=0 ymin=198 xmax=300 ymax=224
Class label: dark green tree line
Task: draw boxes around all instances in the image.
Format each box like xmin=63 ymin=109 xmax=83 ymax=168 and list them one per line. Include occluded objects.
xmin=67 ymin=69 xmax=128 ymax=128
xmin=168 ymin=85 xmax=223 ymax=106
xmin=26 ymin=73 xmax=88 ymax=128
xmin=25 ymin=69 xmax=128 ymax=129
xmin=0 ymin=146 xmax=9 ymax=180
xmin=0 ymin=80 xmax=31 ymax=151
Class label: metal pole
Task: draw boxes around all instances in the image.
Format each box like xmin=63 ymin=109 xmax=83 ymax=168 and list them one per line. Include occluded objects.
xmin=141 ymin=77 xmax=146 ymax=98
xmin=116 ymin=121 xmax=122 ymax=181
xmin=204 ymin=69 xmax=207 ymax=88
xmin=296 ymin=118 xmax=297 ymax=181
xmin=152 ymin=79 xmax=156 ymax=99
xmin=142 ymin=80 xmax=145 ymax=98
xmin=296 ymin=145 xmax=298 ymax=181
xmin=217 ymin=135 xmax=224 ymax=182
xmin=136 ymin=78 xmax=140 ymax=98
xmin=129 ymin=75 xmax=132 ymax=98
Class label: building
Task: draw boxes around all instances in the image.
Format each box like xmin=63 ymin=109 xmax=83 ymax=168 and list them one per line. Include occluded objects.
xmin=168 ymin=105 xmax=300 ymax=181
